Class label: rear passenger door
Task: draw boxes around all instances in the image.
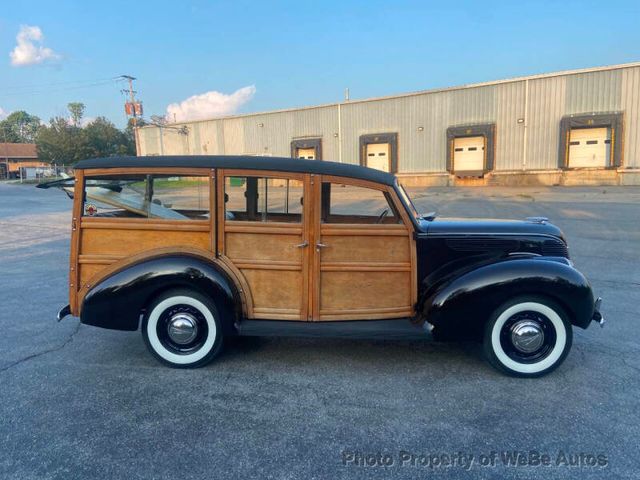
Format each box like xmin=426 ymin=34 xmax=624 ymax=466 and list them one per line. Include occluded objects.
xmin=310 ymin=176 xmax=416 ymax=321
xmin=217 ymin=170 xmax=311 ymax=320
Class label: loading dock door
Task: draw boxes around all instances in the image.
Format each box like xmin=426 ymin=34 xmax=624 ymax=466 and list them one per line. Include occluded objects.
xmin=453 ymin=136 xmax=485 ymax=174
xmin=296 ymin=147 xmax=316 ymax=160
xmin=365 ymin=143 xmax=391 ymax=172
xmin=568 ymin=128 xmax=610 ymax=168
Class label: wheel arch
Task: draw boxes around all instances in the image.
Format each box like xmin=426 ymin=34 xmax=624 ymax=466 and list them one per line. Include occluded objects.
xmin=80 ymin=250 xmax=244 ymax=335
xmin=420 ymin=257 xmax=595 ymax=339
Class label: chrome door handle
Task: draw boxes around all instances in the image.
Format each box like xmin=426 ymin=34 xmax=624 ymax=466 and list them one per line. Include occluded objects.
xmin=295 ymin=241 xmax=309 ymax=248
xmin=316 ymin=242 xmax=328 ymax=251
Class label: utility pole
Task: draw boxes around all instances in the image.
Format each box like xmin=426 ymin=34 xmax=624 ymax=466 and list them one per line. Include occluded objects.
xmin=119 ymin=75 xmax=141 ymax=156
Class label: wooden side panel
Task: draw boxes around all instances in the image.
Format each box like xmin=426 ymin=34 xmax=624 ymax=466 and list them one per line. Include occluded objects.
xmin=77 ymin=225 xmax=211 ymax=290
xmin=218 ymin=170 xmax=311 ymax=321
xmin=224 ymin=225 xmax=305 ymax=320
xmin=319 ymin=271 xmax=412 ymax=319
xmin=319 ymin=233 xmax=410 ymax=264
xmin=80 ymin=227 xmax=210 ymax=256
xmin=225 ymin=232 xmax=303 ymax=263
xmin=314 ymin=176 xmax=416 ymax=321
xmin=317 ymin=230 xmax=414 ymax=320
xmin=69 ymin=170 xmax=84 ymax=315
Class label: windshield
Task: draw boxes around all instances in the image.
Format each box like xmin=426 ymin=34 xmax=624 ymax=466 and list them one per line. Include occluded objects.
xmin=396 ymin=182 xmax=420 ymax=219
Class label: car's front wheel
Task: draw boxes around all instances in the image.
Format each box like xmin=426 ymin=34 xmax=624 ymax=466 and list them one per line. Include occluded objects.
xmin=483 ymin=296 xmax=573 ymax=377
xmin=142 ymin=289 xmax=223 ymax=368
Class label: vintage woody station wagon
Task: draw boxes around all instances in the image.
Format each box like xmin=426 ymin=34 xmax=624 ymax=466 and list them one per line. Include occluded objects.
xmin=44 ymin=155 xmax=603 ymax=377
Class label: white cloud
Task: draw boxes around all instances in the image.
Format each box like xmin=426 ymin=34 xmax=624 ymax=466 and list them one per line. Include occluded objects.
xmin=10 ymin=25 xmax=60 ymax=66
xmin=0 ymin=107 xmax=7 ymax=120
xmin=166 ymin=85 xmax=256 ymax=122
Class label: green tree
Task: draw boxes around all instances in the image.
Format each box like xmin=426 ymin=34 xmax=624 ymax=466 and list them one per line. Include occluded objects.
xmin=0 ymin=111 xmax=42 ymax=143
xmin=84 ymin=117 xmax=134 ymax=157
xmin=37 ymin=115 xmax=137 ymax=164
xmin=67 ymin=102 xmax=85 ymax=127
xmin=36 ymin=117 xmax=89 ymax=164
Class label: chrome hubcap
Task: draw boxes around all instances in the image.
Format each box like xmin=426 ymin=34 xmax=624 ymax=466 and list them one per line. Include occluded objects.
xmin=510 ymin=320 xmax=544 ymax=353
xmin=167 ymin=313 xmax=198 ymax=345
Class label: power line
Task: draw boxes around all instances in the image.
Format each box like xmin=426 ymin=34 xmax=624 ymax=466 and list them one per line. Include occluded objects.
xmin=0 ymin=78 xmax=122 ymax=98
xmin=1 ymin=76 xmax=120 ymax=91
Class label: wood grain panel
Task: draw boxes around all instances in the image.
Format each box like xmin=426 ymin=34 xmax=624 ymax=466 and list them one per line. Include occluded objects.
xmin=241 ymin=269 xmax=303 ymax=315
xmin=69 ymin=170 xmax=84 ymax=315
xmin=319 ymin=235 xmax=410 ymax=263
xmin=320 ymin=262 xmax=410 ymax=272
xmin=319 ymin=271 xmax=412 ymax=318
xmin=80 ymin=228 xmax=210 ymax=256
xmin=81 ymin=218 xmax=210 ymax=232
xmin=79 ymin=263 xmax=107 ymax=288
xmin=225 ymin=232 xmax=303 ymax=263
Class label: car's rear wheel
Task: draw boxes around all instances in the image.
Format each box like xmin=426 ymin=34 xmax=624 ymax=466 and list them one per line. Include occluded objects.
xmin=483 ymin=295 xmax=572 ymax=377
xmin=142 ymin=289 xmax=223 ymax=368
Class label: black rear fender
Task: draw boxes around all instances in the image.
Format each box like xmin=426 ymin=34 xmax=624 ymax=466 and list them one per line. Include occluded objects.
xmin=80 ymin=255 xmax=242 ymax=334
xmin=420 ymin=257 xmax=595 ymax=338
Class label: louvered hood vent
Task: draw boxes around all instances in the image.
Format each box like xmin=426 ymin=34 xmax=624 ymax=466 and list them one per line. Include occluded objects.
xmin=446 ymin=238 xmax=520 ymax=252
xmin=445 ymin=237 xmax=569 ymax=258
xmin=542 ymin=238 xmax=570 ymax=258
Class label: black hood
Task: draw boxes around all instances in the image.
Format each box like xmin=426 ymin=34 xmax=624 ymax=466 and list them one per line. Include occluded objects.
xmin=419 ymin=217 xmax=566 ymax=242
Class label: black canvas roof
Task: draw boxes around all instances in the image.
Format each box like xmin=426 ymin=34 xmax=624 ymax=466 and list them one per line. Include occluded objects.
xmin=74 ymin=155 xmax=397 ymax=186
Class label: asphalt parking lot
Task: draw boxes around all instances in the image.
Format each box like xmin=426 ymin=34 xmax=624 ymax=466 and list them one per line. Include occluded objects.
xmin=0 ymin=181 xmax=638 ymax=479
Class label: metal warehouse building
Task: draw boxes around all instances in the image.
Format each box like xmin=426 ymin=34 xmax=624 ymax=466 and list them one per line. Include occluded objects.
xmin=138 ymin=62 xmax=640 ymax=186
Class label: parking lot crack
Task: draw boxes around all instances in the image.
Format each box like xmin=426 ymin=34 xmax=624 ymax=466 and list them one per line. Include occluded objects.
xmin=0 ymin=321 xmax=81 ymax=374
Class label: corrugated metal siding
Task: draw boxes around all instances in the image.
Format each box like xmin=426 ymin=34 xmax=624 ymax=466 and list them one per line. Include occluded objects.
xmin=495 ymin=81 xmax=525 ymax=170
xmin=526 ymin=76 xmax=566 ymax=170
xmin=138 ymin=65 xmax=637 ymax=172
xmin=193 ymin=121 xmax=224 ymax=154
xmin=161 ymin=127 xmax=190 ymax=155
xmin=223 ymin=118 xmax=245 ymax=154
xmin=239 ymin=106 xmax=338 ymax=158
xmin=566 ymin=69 xmax=622 ymax=114
xmin=139 ymin=127 xmax=161 ymax=155
xmin=621 ymin=67 xmax=640 ymax=168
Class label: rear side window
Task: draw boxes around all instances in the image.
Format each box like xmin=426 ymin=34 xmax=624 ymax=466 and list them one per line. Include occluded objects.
xmin=82 ymin=175 xmax=209 ymax=220
xmin=224 ymin=176 xmax=303 ymax=223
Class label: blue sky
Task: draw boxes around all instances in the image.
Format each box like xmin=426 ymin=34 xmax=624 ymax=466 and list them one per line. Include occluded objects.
xmin=1 ymin=0 xmax=639 ymax=127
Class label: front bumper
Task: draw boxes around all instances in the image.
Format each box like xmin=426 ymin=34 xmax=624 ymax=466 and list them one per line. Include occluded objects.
xmin=592 ymin=297 xmax=604 ymax=328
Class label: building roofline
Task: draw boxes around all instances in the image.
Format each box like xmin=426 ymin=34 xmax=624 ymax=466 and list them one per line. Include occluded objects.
xmin=140 ymin=61 xmax=640 ymax=129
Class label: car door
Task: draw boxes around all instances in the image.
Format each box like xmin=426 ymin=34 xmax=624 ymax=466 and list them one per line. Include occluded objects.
xmin=309 ymin=175 xmax=417 ymax=321
xmin=217 ymin=170 xmax=311 ymax=320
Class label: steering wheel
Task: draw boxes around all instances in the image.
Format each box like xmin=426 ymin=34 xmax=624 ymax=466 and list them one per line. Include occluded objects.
xmin=376 ymin=208 xmax=389 ymax=224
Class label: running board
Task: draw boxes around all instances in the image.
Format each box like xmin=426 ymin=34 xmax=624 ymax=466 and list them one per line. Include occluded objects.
xmin=236 ymin=319 xmax=431 ymax=340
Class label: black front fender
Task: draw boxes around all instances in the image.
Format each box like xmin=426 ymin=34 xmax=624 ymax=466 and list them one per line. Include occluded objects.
xmin=80 ymin=255 xmax=242 ymax=333
xmin=421 ymin=257 xmax=595 ymax=335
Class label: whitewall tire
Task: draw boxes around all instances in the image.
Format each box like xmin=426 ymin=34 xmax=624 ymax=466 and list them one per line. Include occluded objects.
xmin=142 ymin=289 xmax=223 ymax=368
xmin=483 ymin=296 xmax=573 ymax=377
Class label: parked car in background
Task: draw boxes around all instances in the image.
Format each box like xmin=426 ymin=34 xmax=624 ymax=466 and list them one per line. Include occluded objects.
xmin=41 ymin=155 xmax=604 ymax=377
